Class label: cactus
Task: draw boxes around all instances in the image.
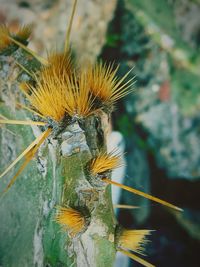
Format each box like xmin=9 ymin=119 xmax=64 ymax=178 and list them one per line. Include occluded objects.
xmin=0 ymin=1 xmax=182 ymax=266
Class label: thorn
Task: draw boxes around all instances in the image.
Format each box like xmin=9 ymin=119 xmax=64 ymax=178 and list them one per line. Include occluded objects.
xmin=0 ymin=128 xmax=51 ymax=179
xmin=118 ymin=249 xmax=155 ymax=267
xmin=118 ymin=229 xmax=152 ymax=256
xmin=102 ymin=178 xmax=183 ymax=212
xmin=15 ymin=102 xmax=46 ymax=119
xmin=90 ymin=150 xmax=122 ymax=175
xmin=15 ymin=60 xmax=35 ymax=79
xmin=1 ymin=128 xmax=51 ymax=196
xmin=64 ymin=0 xmax=78 ymax=53
xmin=55 ymin=205 xmax=86 ymax=236
xmin=8 ymin=36 xmax=48 ymax=65
xmin=0 ymin=119 xmax=46 ymax=126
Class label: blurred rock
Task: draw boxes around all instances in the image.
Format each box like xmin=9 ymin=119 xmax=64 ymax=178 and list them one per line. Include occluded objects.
xmin=174 ymin=0 xmax=200 ymax=49
xmin=102 ymin=0 xmax=200 ymax=180
xmin=0 ymin=0 xmax=117 ymax=65
xmin=136 ymin=100 xmax=200 ymax=179
xmin=101 ymin=5 xmax=200 ymax=266
xmin=123 ymin=141 xmax=150 ymax=225
xmin=172 ymin=208 xmax=200 ymax=241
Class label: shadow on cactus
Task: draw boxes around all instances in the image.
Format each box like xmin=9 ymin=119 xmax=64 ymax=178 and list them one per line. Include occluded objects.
xmin=0 ymin=0 xmax=183 ymax=266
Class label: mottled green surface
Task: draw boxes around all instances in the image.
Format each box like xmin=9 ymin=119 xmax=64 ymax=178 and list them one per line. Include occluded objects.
xmin=0 ymin=50 xmax=116 ymax=266
xmin=0 ymin=109 xmax=44 ymax=266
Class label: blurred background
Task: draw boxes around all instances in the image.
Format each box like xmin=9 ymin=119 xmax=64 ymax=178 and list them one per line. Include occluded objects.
xmin=0 ymin=0 xmax=200 ymax=266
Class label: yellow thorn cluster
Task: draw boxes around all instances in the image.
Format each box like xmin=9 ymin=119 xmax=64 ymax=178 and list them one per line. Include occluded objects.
xmin=90 ymin=150 xmax=122 ymax=175
xmin=26 ymin=57 xmax=95 ymax=121
xmin=14 ymin=24 xmax=32 ymax=41
xmin=27 ymin=68 xmax=69 ymax=121
xmin=0 ymin=26 xmax=10 ymax=51
xmin=55 ymin=206 xmax=85 ymax=236
xmin=86 ymin=62 xmax=134 ymax=106
xmin=13 ymin=44 xmax=134 ymax=121
xmin=67 ymin=71 xmax=95 ymax=117
xmin=118 ymin=229 xmax=151 ymax=255
xmin=0 ymin=24 xmax=32 ymax=51
xmin=25 ymin=57 xmax=134 ymax=122
xmin=41 ymin=52 xmax=72 ymax=79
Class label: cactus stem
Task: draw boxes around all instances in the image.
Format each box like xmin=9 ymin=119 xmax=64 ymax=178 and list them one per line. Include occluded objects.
xmin=1 ymin=128 xmax=51 ymax=196
xmin=0 ymin=128 xmax=51 ymax=180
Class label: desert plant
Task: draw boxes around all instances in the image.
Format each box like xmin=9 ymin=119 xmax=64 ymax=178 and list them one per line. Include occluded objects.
xmin=0 ymin=1 xmax=182 ymax=266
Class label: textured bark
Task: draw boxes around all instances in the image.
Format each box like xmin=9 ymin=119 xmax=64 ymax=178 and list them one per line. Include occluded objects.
xmin=42 ymin=118 xmax=116 ymax=267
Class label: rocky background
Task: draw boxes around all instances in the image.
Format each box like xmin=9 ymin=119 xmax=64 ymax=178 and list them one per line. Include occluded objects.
xmin=101 ymin=0 xmax=200 ymax=266
xmin=0 ymin=0 xmax=200 ymax=266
